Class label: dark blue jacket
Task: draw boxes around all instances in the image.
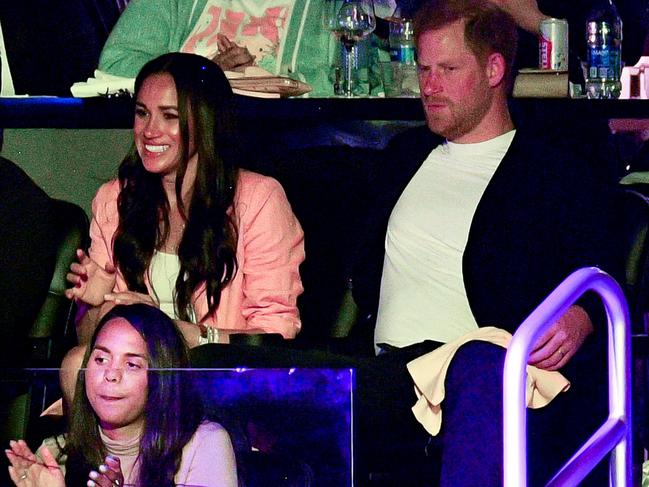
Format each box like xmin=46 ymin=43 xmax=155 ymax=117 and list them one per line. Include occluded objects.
xmin=352 ymin=121 xmax=619 ymax=337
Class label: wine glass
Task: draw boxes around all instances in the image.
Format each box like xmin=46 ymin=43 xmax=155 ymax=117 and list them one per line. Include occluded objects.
xmin=323 ymin=0 xmax=376 ymax=97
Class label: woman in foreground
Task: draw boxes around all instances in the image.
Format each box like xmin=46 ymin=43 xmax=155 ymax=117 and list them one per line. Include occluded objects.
xmin=6 ymin=303 xmax=238 ymax=486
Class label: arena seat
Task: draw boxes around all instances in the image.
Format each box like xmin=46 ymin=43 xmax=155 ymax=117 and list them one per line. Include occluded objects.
xmin=1 ymin=198 xmax=88 ymax=468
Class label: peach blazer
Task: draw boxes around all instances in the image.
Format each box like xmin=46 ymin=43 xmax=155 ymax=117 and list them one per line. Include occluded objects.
xmin=89 ymin=170 xmax=304 ymax=338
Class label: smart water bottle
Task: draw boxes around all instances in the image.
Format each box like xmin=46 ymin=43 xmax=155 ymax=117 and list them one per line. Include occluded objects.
xmin=388 ymin=18 xmax=415 ymax=65
xmin=585 ymin=0 xmax=623 ymax=99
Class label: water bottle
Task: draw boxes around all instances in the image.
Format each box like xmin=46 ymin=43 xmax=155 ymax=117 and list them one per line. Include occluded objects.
xmin=388 ymin=19 xmax=415 ymax=65
xmin=585 ymin=0 xmax=623 ymax=99
xmin=387 ymin=18 xmax=419 ymax=96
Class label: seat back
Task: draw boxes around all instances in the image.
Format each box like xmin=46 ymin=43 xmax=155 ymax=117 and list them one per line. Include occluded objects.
xmin=618 ymin=186 xmax=649 ymax=480
xmin=240 ymin=146 xmax=380 ymax=354
xmin=1 ymin=199 xmax=88 ymax=484
xmin=28 ymin=198 xmax=88 ymax=364
xmin=238 ymin=451 xmax=314 ymax=487
xmin=618 ymin=187 xmax=649 ymax=334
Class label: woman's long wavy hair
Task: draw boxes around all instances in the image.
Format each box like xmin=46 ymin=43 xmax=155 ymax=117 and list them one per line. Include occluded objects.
xmin=64 ymin=304 xmax=204 ymax=486
xmin=113 ymin=53 xmax=239 ymax=321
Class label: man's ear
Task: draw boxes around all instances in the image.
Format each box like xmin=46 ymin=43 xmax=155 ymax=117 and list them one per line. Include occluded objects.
xmin=485 ymin=52 xmax=507 ymax=88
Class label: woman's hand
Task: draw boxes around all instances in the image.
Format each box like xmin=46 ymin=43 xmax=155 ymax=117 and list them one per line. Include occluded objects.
xmin=103 ymin=291 xmax=157 ymax=307
xmin=88 ymin=455 xmax=124 ymax=487
xmin=5 ymin=440 xmax=65 ymax=487
xmin=65 ymin=249 xmax=116 ymax=306
xmin=212 ymin=34 xmax=255 ymax=71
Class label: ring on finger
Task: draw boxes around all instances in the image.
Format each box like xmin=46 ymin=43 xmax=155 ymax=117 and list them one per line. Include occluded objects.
xmin=20 ymin=472 xmax=28 ymax=480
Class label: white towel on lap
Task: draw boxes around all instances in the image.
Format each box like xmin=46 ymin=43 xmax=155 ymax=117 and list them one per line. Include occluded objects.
xmin=407 ymin=326 xmax=571 ymax=436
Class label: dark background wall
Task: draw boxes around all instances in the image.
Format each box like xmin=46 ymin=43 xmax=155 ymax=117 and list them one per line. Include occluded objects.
xmin=0 ymin=0 xmax=124 ymax=96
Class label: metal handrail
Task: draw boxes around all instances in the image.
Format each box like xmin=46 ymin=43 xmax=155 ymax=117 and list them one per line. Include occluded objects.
xmin=503 ymin=267 xmax=632 ymax=487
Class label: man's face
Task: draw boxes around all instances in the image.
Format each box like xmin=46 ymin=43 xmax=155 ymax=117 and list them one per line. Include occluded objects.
xmin=417 ymin=20 xmax=494 ymax=143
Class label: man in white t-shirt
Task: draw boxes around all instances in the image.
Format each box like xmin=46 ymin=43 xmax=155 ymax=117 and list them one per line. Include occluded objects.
xmin=351 ymin=1 xmax=616 ymax=484
xmin=374 ymin=0 xmax=594 ymax=359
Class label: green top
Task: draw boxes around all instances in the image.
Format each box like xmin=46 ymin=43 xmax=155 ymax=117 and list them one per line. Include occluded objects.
xmin=98 ymin=0 xmax=336 ymax=97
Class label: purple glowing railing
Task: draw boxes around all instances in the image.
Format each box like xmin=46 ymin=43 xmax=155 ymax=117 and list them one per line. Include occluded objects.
xmin=503 ymin=267 xmax=632 ymax=487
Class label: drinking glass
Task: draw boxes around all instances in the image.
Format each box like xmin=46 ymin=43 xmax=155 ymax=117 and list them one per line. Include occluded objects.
xmin=323 ymin=0 xmax=376 ymax=97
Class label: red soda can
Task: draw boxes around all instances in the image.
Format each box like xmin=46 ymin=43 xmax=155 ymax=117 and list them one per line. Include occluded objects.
xmin=539 ymin=18 xmax=569 ymax=71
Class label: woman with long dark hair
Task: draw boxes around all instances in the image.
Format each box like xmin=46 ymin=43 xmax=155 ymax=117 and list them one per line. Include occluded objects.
xmin=6 ymin=304 xmax=238 ymax=486
xmin=65 ymin=52 xmax=304 ymax=347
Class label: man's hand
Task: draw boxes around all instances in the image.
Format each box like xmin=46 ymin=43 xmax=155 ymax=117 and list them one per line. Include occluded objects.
xmin=212 ymin=33 xmax=255 ymax=71
xmin=488 ymin=0 xmax=549 ymax=34
xmin=528 ymin=305 xmax=593 ymax=370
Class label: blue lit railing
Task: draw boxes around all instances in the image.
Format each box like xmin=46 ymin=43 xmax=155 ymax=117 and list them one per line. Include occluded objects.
xmin=503 ymin=267 xmax=632 ymax=487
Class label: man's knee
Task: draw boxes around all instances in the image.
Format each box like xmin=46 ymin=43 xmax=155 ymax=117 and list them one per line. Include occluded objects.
xmin=449 ymin=341 xmax=505 ymax=374
xmin=60 ymin=345 xmax=87 ymax=410
xmin=445 ymin=341 xmax=507 ymax=400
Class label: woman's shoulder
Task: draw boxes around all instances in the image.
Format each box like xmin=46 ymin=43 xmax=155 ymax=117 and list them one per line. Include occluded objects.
xmin=234 ymin=170 xmax=290 ymax=219
xmin=179 ymin=420 xmax=237 ymax=485
xmin=91 ymin=179 xmax=121 ymax=221
xmin=195 ymin=420 xmax=229 ymax=435
xmin=237 ymin=169 xmax=283 ymax=195
xmin=188 ymin=421 xmax=233 ymax=448
xmin=94 ymin=179 xmax=121 ymax=203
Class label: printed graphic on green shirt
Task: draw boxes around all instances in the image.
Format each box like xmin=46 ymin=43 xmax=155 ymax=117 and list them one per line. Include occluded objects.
xmin=181 ymin=0 xmax=296 ymax=74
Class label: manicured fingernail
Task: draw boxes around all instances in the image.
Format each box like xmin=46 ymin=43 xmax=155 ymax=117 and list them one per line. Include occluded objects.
xmin=89 ymin=470 xmax=99 ymax=479
xmin=99 ymin=464 xmax=108 ymax=473
xmin=88 ymin=481 xmax=96 ymax=487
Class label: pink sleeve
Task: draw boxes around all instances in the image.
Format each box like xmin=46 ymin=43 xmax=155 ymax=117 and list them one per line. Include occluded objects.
xmin=88 ymin=190 xmax=112 ymax=271
xmin=178 ymin=422 xmax=238 ymax=486
xmin=87 ymin=181 xmax=124 ymax=291
xmin=240 ymin=178 xmax=305 ymax=338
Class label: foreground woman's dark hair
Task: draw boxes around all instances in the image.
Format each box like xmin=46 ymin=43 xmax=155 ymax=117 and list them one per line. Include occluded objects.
xmin=64 ymin=304 xmax=204 ymax=486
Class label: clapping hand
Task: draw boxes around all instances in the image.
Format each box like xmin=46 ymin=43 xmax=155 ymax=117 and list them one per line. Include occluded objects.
xmin=65 ymin=249 xmax=116 ymax=306
xmin=212 ymin=33 xmax=255 ymax=71
xmin=87 ymin=455 xmax=124 ymax=487
xmin=5 ymin=440 xmax=65 ymax=487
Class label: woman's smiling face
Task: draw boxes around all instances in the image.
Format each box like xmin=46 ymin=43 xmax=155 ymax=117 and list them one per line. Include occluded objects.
xmin=133 ymin=73 xmax=196 ymax=179
xmin=85 ymin=317 xmax=149 ymax=438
